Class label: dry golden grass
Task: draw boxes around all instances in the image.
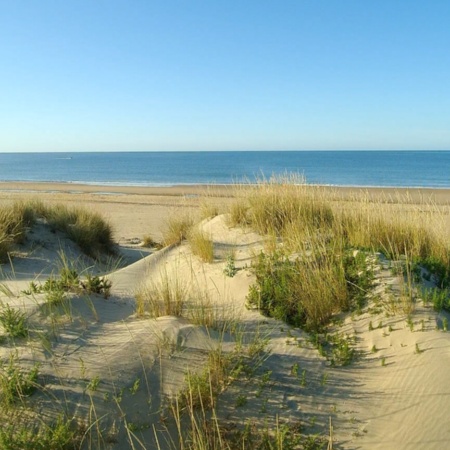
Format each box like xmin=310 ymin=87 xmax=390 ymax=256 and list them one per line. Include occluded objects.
xmin=162 ymin=211 xmax=194 ymax=246
xmin=135 ymin=268 xmax=189 ymax=317
xmin=188 ymin=228 xmax=214 ymax=263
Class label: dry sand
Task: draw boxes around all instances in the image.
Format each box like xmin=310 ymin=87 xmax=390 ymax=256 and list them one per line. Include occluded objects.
xmin=0 ymin=182 xmax=450 ymax=449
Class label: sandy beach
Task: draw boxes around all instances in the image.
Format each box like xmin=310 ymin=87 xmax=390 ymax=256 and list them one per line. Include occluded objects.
xmin=1 ymin=181 xmax=449 ymax=243
xmin=1 ymin=180 xmax=450 ymax=449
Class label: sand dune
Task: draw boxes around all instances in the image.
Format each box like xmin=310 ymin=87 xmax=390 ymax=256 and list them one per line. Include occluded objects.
xmin=0 ymin=184 xmax=450 ymax=448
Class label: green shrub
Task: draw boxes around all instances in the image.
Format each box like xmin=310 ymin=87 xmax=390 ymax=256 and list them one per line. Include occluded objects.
xmin=80 ymin=274 xmax=112 ymax=298
xmin=421 ymin=256 xmax=450 ymax=288
xmin=343 ymin=250 xmax=373 ymax=310
xmin=223 ymin=254 xmax=237 ymax=277
xmin=23 ymin=267 xmax=112 ymax=300
xmin=0 ymin=306 xmax=28 ymax=338
xmin=422 ymin=287 xmax=450 ymax=312
xmin=247 ymin=251 xmax=305 ymax=327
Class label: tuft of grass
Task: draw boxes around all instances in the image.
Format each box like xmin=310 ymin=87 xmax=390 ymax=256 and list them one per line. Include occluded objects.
xmin=141 ymin=234 xmax=162 ymax=248
xmin=41 ymin=204 xmax=115 ymax=258
xmin=0 ymin=354 xmax=40 ymax=406
xmin=0 ymin=305 xmax=28 ymax=338
xmin=162 ymin=212 xmax=194 ymax=246
xmin=188 ymin=228 xmax=214 ymax=263
xmin=0 ymin=200 xmax=115 ymax=261
xmin=0 ymin=202 xmax=37 ymax=261
xmin=227 ymin=199 xmax=250 ymax=227
xmin=135 ymin=269 xmax=188 ymax=317
xmin=422 ymin=287 xmax=450 ymax=312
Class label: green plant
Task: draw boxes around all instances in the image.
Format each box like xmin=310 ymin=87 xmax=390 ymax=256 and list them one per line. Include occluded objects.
xmin=300 ymin=369 xmax=307 ymax=387
xmin=58 ymin=267 xmax=79 ymax=290
xmin=421 ymin=256 xmax=450 ymax=288
xmin=443 ymin=317 xmax=448 ymax=331
xmin=0 ymin=354 xmax=39 ymax=406
xmin=80 ymin=274 xmax=112 ymax=298
xmin=44 ymin=287 xmax=67 ymax=306
xmin=330 ymin=335 xmax=355 ymax=366
xmin=0 ymin=305 xmax=28 ymax=338
xmin=129 ymin=378 xmax=140 ymax=395
xmin=247 ymin=249 xmax=347 ymax=331
xmin=0 ymin=415 xmax=78 ymax=450
xmin=85 ymin=375 xmax=100 ymax=393
xmin=235 ymin=394 xmax=248 ymax=407
xmin=223 ymin=253 xmax=238 ymax=277
xmin=422 ymin=287 xmax=450 ymax=312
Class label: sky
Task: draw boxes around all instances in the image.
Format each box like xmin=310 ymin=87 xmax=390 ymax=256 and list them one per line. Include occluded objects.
xmin=1 ymin=1 xmax=450 ymax=152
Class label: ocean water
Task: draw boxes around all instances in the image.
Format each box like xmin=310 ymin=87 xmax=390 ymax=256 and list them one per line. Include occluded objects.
xmin=0 ymin=151 xmax=449 ymax=188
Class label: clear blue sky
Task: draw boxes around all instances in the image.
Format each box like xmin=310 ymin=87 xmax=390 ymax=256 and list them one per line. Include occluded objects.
xmin=1 ymin=1 xmax=450 ymax=152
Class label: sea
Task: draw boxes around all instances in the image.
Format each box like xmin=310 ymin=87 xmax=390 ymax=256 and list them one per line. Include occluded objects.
xmin=0 ymin=151 xmax=449 ymax=189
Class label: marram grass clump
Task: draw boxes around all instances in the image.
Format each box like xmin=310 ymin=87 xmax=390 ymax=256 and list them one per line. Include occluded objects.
xmin=162 ymin=212 xmax=194 ymax=246
xmin=41 ymin=204 xmax=115 ymax=258
xmin=188 ymin=228 xmax=214 ymax=263
xmin=0 ymin=200 xmax=115 ymax=260
xmin=0 ymin=201 xmax=37 ymax=261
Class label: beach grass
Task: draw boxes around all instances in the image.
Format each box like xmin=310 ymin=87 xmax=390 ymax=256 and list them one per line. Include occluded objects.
xmin=0 ymin=200 xmax=115 ymax=261
xmin=162 ymin=211 xmax=194 ymax=246
xmin=188 ymin=228 xmax=214 ymax=263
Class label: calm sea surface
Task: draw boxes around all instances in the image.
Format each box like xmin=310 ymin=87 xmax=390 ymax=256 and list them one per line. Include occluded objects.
xmin=0 ymin=151 xmax=449 ymax=188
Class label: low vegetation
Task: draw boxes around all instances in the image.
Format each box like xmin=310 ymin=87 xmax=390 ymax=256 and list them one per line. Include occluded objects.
xmin=0 ymin=200 xmax=115 ymax=261
xmin=162 ymin=212 xmax=194 ymax=246
xmin=229 ymin=177 xmax=449 ymax=328
xmin=188 ymin=228 xmax=214 ymax=263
